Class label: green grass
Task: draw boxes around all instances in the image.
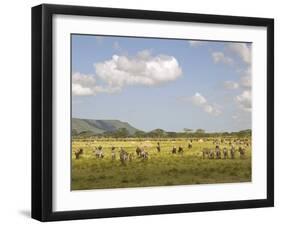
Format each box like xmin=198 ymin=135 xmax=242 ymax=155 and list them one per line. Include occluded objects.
xmin=71 ymin=139 xmax=251 ymax=190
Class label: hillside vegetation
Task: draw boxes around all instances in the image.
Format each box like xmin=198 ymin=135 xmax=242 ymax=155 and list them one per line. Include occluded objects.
xmin=72 ymin=118 xmax=139 ymax=136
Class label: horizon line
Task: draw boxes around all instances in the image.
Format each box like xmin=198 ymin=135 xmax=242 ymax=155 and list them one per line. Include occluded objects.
xmin=72 ymin=117 xmax=251 ymax=134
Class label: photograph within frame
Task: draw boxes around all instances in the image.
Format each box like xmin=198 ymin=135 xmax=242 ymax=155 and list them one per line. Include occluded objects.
xmin=71 ymin=34 xmax=252 ymax=191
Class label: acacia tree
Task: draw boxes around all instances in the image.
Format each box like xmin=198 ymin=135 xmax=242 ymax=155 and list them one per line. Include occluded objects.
xmin=183 ymin=128 xmax=193 ymax=133
xmin=114 ymin=128 xmax=130 ymax=138
xmin=134 ymin=130 xmax=146 ymax=138
xmin=195 ymin=129 xmax=205 ymax=133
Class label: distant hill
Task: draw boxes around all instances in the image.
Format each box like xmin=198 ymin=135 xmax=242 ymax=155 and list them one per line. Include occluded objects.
xmin=72 ymin=118 xmax=139 ymax=136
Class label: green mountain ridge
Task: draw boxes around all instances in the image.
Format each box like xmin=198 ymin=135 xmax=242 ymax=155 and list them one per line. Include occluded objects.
xmin=72 ymin=118 xmax=140 ymax=136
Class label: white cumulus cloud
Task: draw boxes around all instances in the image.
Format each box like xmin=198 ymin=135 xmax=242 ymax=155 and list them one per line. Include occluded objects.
xmin=188 ymin=40 xmax=204 ymax=47
xmin=191 ymin=92 xmax=207 ymax=105
xmin=72 ymin=50 xmax=182 ymax=96
xmin=227 ymin=43 xmax=251 ymax=64
xmin=72 ymin=72 xmax=97 ymax=96
xmin=240 ymin=76 xmax=251 ymax=88
xmin=235 ymin=90 xmax=252 ymax=112
xmin=94 ymin=50 xmax=182 ymax=89
xmin=212 ymin=52 xmax=233 ymax=65
xmin=240 ymin=67 xmax=252 ymax=88
xmin=191 ymin=92 xmax=222 ymax=116
xmin=224 ymin=81 xmax=239 ymax=90
xmin=72 ymin=72 xmax=121 ymax=96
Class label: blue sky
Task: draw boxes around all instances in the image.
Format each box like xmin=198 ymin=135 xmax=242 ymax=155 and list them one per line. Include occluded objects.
xmin=72 ymin=34 xmax=252 ymax=132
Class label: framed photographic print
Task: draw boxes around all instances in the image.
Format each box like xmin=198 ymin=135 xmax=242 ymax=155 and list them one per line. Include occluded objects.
xmin=32 ymin=4 xmax=274 ymax=221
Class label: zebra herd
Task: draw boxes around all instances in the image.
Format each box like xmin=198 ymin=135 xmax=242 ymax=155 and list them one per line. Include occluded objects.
xmin=202 ymin=145 xmax=246 ymax=159
xmin=73 ymin=139 xmax=248 ymax=164
xmin=74 ymin=145 xmax=149 ymax=164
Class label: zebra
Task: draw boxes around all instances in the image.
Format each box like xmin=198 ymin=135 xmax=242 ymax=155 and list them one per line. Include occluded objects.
xmin=156 ymin=142 xmax=161 ymax=152
xmin=202 ymin=148 xmax=210 ymax=159
xmin=230 ymin=146 xmax=235 ymax=159
xmin=119 ymin=147 xmax=129 ymax=165
xmin=215 ymin=147 xmax=221 ymax=159
xmin=94 ymin=146 xmax=104 ymax=159
xmin=140 ymin=148 xmax=149 ymax=160
xmin=136 ymin=146 xmax=142 ymax=156
xmin=74 ymin=148 xmax=83 ymax=159
xmin=223 ymin=147 xmax=228 ymax=159
xmin=238 ymin=147 xmax=246 ymax=159
xmin=111 ymin=146 xmax=116 ymax=160
xmin=171 ymin=146 xmax=177 ymax=154
xmin=209 ymin=149 xmax=215 ymax=159
xmin=178 ymin=146 xmax=184 ymax=155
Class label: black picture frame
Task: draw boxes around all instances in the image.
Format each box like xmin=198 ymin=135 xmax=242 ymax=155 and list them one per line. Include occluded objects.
xmin=32 ymin=3 xmax=274 ymax=222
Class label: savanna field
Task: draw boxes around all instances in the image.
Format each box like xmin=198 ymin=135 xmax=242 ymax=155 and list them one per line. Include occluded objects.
xmin=71 ymin=138 xmax=251 ymax=190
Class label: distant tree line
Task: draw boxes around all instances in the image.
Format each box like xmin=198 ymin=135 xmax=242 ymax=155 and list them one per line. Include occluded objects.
xmin=72 ymin=128 xmax=251 ymax=138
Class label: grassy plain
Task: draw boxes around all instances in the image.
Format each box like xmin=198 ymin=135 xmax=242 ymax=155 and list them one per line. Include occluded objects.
xmin=71 ymin=138 xmax=251 ymax=190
